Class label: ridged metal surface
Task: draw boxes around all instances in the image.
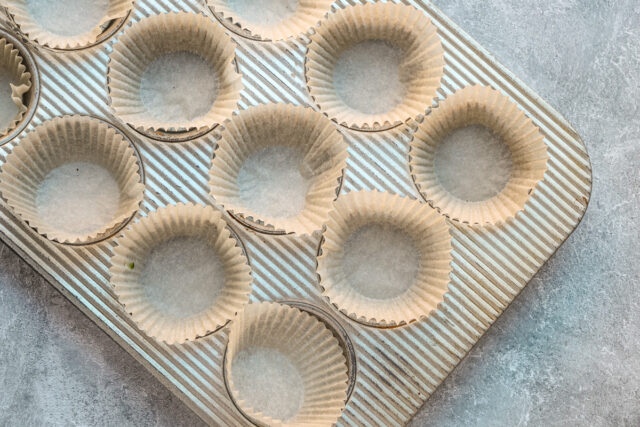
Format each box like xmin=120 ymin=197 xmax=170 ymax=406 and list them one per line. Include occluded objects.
xmin=0 ymin=0 xmax=592 ymax=425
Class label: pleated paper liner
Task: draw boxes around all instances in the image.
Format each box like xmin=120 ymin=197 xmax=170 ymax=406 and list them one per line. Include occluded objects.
xmin=409 ymin=85 xmax=549 ymax=226
xmin=107 ymin=12 xmax=243 ymax=135
xmin=4 ymin=0 xmax=133 ymax=49
xmin=109 ymin=203 xmax=252 ymax=344
xmin=207 ymin=0 xmax=332 ymax=41
xmin=0 ymin=115 xmax=144 ymax=244
xmin=225 ymin=302 xmax=348 ymax=426
xmin=209 ymin=103 xmax=348 ymax=236
xmin=305 ymin=2 xmax=445 ymax=130
xmin=0 ymin=36 xmax=31 ymax=136
xmin=316 ymin=191 xmax=453 ymax=327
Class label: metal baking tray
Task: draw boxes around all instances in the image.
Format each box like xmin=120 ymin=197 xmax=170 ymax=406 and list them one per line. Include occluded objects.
xmin=0 ymin=0 xmax=592 ymax=425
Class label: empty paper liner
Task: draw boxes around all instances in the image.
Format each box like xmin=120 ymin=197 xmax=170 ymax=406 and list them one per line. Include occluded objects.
xmin=0 ymin=36 xmax=31 ymax=135
xmin=305 ymin=2 xmax=445 ymax=130
xmin=317 ymin=191 xmax=452 ymax=327
xmin=225 ymin=302 xmax=348 ymax=426
xmin=209 ymin=103 xmax=348 ymax=236
xmin=409 ymin=85 xmax=549 ymax=225
xmin=207 ymin=0 xmax=332 ymax=41
xmin=107 ymin=12 xmax=243 ymax=134
xmin=4 ymin=0 xmax=133 ymax=49
xmin=109 ymin=203 xmax=252 ymax=344
xmin=0 ymin=115 xmax=144 ymax=244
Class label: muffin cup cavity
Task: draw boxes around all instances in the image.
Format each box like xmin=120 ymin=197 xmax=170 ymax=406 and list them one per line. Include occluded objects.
xmin=4 ymin=0 xmax=133 ymax=49
xmin=209 ymin=103 xmax=348 ymax=236
xmin=0 ymin=36 xmax=31 ymax=136
xmin=305 ymin=3 xmax=445 ymax=130
xmin=0 ymin=115 xmax=144 ymax=244
xmin=207 ymin=0 xmax=333 ymax=41
xmin=109 ymin=203 xmax=252 ymax=344
xmin=409 ymin=85 xmax=549 ymax=225
xmin=225 ymin=301 xmax=348 ymax=426
xmin=108 ymin=12 xmax=243 ymax=134
xmin=317 ymin=191 xmax=453 ymax=327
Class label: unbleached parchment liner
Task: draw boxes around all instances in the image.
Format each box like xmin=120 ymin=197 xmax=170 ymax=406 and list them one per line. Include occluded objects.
xmin=108 ymin=12 xmax=243 ymax=133
xmin=317 ymin=191 xmax=452 ymax=327
xmin=409 ymin=85 xmax=549 ymax=225
xmin=4 ymin=0 xmax=133 ymax=49
xmin=225 ymin=302 xmax=348 ymax=426
xmin=306 ymin=2 xmax=445 ymax=130
xmin=209 ymin=103 xmax=347 ymax=236
xmin=0 ymin=115 xmax=144 ymax=244
xmin=109 ymin=203 xmax=252 ymax=344
xmin=207 ymin=0 xmax=333 ymax=41
xmin=0 ymin=37 xmax=31 ymax=135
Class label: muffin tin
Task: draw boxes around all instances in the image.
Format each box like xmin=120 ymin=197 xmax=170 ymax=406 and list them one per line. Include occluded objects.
xmin=0 ymin=0 xmax=592 ymax=425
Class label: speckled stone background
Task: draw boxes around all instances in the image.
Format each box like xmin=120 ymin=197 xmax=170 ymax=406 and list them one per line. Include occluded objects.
xmin=0 ymin=0 xmax=638 ymax=425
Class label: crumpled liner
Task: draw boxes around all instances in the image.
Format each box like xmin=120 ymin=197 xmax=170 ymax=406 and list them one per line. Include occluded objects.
xmin=0 ymin=115 xmax=144 ymax=244
xmin=225 ymin=302 xmax=348 ymax=426
xmin=409 ymin=85 xmax=549 ymax=225
xmin=207 ymin=0 xmax=333 ymax=41
xmin=4 ymin=0 xmax=133 ymax=49
xmin=305 ymin=2 xmax=445 ymax=130
xmin=108 ymin=12 xmax=243 ymax=133
xmin=209 ymin=103 xmax=347 ymax=236
xmin=317 ymin=191 xmax=452 ymax=327
xmin=0 ymin=36 xmax=31 ymax=135
xmin=109 ymin=203 xmax=252 ymax=345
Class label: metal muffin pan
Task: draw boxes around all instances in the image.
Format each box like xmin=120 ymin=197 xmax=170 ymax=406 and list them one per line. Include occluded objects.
xmin=0 ymin=0 xmax=592 ymax=425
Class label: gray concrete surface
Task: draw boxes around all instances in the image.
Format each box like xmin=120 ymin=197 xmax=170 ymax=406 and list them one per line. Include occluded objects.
xmin=0 ymin=0 xmax=638 ymax=426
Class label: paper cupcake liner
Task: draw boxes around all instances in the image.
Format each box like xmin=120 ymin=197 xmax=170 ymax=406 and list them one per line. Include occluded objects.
xmin=0 ymin=115 xmax=144 ymax=244
xmin=109 ymin=203 xmax=252 ymax=344
xmin=108 ymin=12 xmax=243 ymax=133
xmin=209 ymin=103 xmax=348 ymax=236
xmin=225 ymin=302 xmax=348 ymax=426
xmin=207 ymin=0 xmax=333 ymax=41
xmin=4 ymin=0 xmax=133 ymax=49
xmin=317 ymin=191 xmax=453 ymax=327
xmin=305 ymin=3 xmax=445 ymax=130
xmin=409 ymin=85 xmax=549 ymax=225
xmin=0 ymin=36 xmax=31 ymax=135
